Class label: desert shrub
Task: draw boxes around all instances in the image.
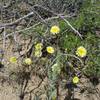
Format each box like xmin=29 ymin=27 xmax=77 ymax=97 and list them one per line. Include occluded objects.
xmin=71 ymin=0 xmax=100 ymax=33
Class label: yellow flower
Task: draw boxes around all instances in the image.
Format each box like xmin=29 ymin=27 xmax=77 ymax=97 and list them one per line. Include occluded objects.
xmin=72 ymin=76 xmax=79 ymax=84
xmin=35 ymin=43 xmax=43 ymax=50
xmin=50 ymin=25 xmax=60 ymax=35
xmin=46 ymin=46 xmax=55 ymax=54
xmin=76 ymin=46 xmax=87 ymax=57
xmin=34 ymin=50 xmax=42 ymax=57
xmin=24 ymin=58 xmax=32 ymax=65
xmin=9 ymin=57 xmax=17 ymax=63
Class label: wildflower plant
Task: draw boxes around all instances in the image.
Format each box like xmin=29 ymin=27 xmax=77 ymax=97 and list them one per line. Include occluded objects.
xmin=0 ymin=0 xmax=99 ymax=99
xmin=51 ymin=63 xmax=61 ymax=75
xmin=34 ymin=43 xmax=43 ymax=57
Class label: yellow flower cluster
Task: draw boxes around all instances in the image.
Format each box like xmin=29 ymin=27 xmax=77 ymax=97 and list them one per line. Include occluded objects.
xmin=34 ymin=25 xmax=59 ymax=57
xmin=9 ymin=56 xmax=32 ymax=65
xmin=34 ymin=43 xmax=43 ymax=57
xmin=50 ymin=25 xmax=60 ymax=35
xmin=35 ymin=43 xmax=43 ymax=50
xmin=34 ymin=42 xmax=55 ymax=57
xmin=34 ymin=50 xmax=42 ymax=57
xmin=76 ymin=46 xmax=87 ymax=57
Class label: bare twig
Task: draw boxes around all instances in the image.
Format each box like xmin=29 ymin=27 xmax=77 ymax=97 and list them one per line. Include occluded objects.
xmin=25 ymin=79 xmax=43 ymax=95
xmin=0 ymin=12 xmax=34 ymax=29
xmin=0 ymin=3 xmax=74 ymax=29
xmin=3 ymin=27 xmax=6 ymax=49
xmin=59 ymin=15 xmax=83 ymax=39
